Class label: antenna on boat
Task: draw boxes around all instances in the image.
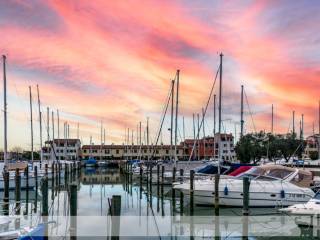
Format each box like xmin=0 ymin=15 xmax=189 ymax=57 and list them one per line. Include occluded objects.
xmin=3 ymin=55 xmax=8 ymax=167
xmin=57 ymin=109 xmax=60 ymax=139
xmin=29 ymin=86 xmax=34 ymax=166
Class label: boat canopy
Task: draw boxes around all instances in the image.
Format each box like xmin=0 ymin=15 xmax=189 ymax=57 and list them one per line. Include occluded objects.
xmin=237 ymin=165 xmax=313 ymax=187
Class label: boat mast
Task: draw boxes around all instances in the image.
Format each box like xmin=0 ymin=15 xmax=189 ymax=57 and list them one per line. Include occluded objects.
xmin=240 ymin=85 xmax=244 ymax=138
xmin=29 ymin=86 xmax=34 ymax=166
xmin=36 ymin=84 xmax=42 ymax=164
xmin=182 ymin=116 xmax=185 ymax=161
xmin=3 ymin=55 xmax=7 ymax=166
xmin=57 ymin=110 xmax=60 ymax=138
xmin=147 ymin=118 xmax=149 ymax=162
xmin=213 ymin=94 xmax=216 ymax=161
xmin=218 ymin=53 xmax=223 ymax=174
xmin=197 ymin=113 xmax=200 ymax=161
xmin=47 ymin=107 xmax=50 ymax=142
xmin=174 ymin=70 xmax=180 ymax=165
xmin=52 ymin=111 xmax=55 ymax=140
xmin=192 ymin=113 xmax=195 ymax=160
xmin=2 ymin=55 xmax=8 ymax=167
xmin=139 ymin=121 xmax=142 ymax=161
xmin=170 ymin=79 xmax=175 ymax=161
xmin=202 ymin=108 xmax=206 ymax=160
xmin=100 ymin=121 xmax=103 ymax=162
xmin=292 ymin=111 xmax=295 ymax=136
xmin=271 ymin=104 xmax=274 ymax=134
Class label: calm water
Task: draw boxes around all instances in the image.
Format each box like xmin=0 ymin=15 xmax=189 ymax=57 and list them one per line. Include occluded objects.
xmin=0 ymin=167 xmax=319 ymax=239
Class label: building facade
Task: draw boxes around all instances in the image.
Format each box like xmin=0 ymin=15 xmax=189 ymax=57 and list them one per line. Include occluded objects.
xmin=42 ymin=139 xmax=81 ymax=161
xmin=81 ymin=144 xmax=185 ymax=160
xmin=304 ymin=134 xmax=320 ymax=159
xmin=184 ymin=134 xmax=236 ymax=161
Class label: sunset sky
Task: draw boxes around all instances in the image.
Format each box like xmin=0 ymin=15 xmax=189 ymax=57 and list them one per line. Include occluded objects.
xmin=0 ymin=0 xmax=320 ymax=150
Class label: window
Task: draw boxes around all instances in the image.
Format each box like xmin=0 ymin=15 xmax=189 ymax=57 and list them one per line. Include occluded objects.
xmin=156 ymin=150 xmax=159 ymax=154
xmin=166 ymin=150 xmax=169 ymax=154
xmin=116 ymin=150 xmax=119 ymax=154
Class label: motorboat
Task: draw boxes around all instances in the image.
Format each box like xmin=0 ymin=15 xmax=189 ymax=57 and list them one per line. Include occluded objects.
xmin=279 ymin=191 xmax=320 ymax=215
xmin=173 ymin=165 xmax=315 ymax=207
xmin=84 ymin=157 xmax=97 ymax=167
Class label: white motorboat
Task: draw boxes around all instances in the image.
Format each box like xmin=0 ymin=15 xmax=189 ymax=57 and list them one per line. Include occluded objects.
xmin=279 ymin=191 xmax=320 ymax=215
xmin=173 ymin=165 xmax=315 ymax=207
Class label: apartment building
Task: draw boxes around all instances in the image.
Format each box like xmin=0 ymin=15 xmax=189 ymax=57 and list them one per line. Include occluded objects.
xmin=42 ymin=139 xmax=81 ymax=161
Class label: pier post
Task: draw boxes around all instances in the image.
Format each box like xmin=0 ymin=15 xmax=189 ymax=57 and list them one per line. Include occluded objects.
xmin=172 ymin=166 xmax=176 ymax=200
xmin=157 ymin=164 xmax=160 ymax=196
xmin=243 ymin=176 xmax=250 ymax=216
xmin=34 ymin=166 xmax=38 ymax=213
xmin=24 ymin=166 xmax=29 ymax=215
xmin=45 ymin=163 xmax=48 ymax=176
xmin=214 ymin=174 xmax=220 ymax=214
xmin=15 ymin=168 xmax=21 ymax=215
xmin=149 ymin=165 xmax=153 ymax=189
xmin=190 ymin=170 xmax=194 ymax=214
xmin=111 ymin=195 xmax=121 ymax=240
xmin=179 ymin=169 xmax=184 ymax=215
xmin=41 ymin=177 xmax=48 ymax=216
xmin=51 ymin=163 xmax=55 ymax=200
xmin=130 ymin=163 xmax=133 ymax=184
xmin=70 ymin=183 xmax=78 ymax=239
xmin=139 ymin=164 xmax=143 ymax=187
xmin=161 ymin=165 xmax=165 ymax=197
xmin=55 ymin=162 xmax=58 ymax=186
xmin=3 ymin=170 xmax=9 ymax=215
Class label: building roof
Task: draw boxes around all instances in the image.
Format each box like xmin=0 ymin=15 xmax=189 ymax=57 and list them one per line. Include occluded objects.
xmin=45 ymin=139 xmax=81 ymax=145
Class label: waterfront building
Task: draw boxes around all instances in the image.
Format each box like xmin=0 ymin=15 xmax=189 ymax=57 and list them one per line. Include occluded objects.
xmin=304 ymin=134 xmax=320 ymax=160
xmin=184 ymin=133 xmax=236 ymax=161
xmin=42 ymin=139 xmax=81 ymax=161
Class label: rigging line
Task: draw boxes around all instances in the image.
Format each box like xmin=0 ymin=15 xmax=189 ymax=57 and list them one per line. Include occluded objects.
xmin=243 ymin=89 xmax=257 ymax=133
xmin=152 ymin=82 xmax=172 ymax=145
xmin=150 ymin=80 xmax=174 ymax=159
xmin=188 ymin=63 xmax=220 ymax=161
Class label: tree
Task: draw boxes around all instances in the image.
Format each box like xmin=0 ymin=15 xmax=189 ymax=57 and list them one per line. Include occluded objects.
xmin=236 ymin=132 xmax=303 ymax=163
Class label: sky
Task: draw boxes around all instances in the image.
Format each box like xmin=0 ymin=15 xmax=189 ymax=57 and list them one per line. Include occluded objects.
xmin=0 ymin=0 xmax=320 ymax=150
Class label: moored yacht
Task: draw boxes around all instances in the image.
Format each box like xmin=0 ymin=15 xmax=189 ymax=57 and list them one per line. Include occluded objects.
xmin=173 ymin=165 xmax=315 ymax=207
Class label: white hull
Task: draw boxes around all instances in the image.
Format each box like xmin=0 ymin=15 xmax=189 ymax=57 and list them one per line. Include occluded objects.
xmin=174 ymin=178 xmax=314 ymax=207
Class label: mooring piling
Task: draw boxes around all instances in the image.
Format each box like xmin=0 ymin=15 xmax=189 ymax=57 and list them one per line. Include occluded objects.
xmin=70 ymin=183 xmax=78 ymax=239
xmin=189 ymin=170 xmax=194 ymax=214
xmin=214 ymin=174 xmax=220 ymax=214
xmin=15 ymin=168 xmax=21 ymax=215
xmin=3 ymin=170 xmax=9 ymax=215
xmin=243 ymin=176 xmax=250 ymax=216
xmin=111 ymin=195 xmax=121 ymax=240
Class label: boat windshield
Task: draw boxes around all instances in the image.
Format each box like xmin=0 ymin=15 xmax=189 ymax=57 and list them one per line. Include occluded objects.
xmin=236 ymin=167 xmax=293 ymax=180
xmin=314 ymin=192 xmax=320 ymax=200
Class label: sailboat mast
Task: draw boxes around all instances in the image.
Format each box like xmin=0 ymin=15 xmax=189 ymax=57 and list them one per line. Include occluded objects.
xmin=293 ymin=111 xmax=295 ymax=136
xmin=29 ymin=86 xmax=34 ymax=165
xmin=192 ymin=113 xmax=195 ymax=160
xmin=170 ymin=79 xmax=175 ymax=161
xmin=52 ymin=111 xmax=55 ymax=140
xmin=57 ymin=110 xmax=60 ymax=139
xmin=139 ymin=121 xmax=142 ymax=161
xmin=197 ymin=113 xmax=200 ymax=161
xmin=47 ymin=107 xmax=50 ymax=141
xmin=147 ymin=118 xmax=149 ymax=162
xmin=271 ymin=104 xmax=274 ymax=134
xmin=3 ymin=55 xmax=8 ymax=166
xmin=36 ymin=84 xmax=42 ymax=164
xmin=218 ymin=53 xmax=223 ymax=174
xmin=183 ymin=116 xmax=185 ymax=161
xmin=202 ymin=108 xmax=206 ymax=160
xmin=240 ymin=85 xmax=244 ymax=138
xmin=174 ymin=70 xmax=180 ymax=164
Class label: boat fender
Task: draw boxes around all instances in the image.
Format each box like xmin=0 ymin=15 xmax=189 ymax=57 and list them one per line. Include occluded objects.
xmin=280 ymin=189 xmax=285 ymax=198
xmin=224 ymin=186 xmax=229 ymax=195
